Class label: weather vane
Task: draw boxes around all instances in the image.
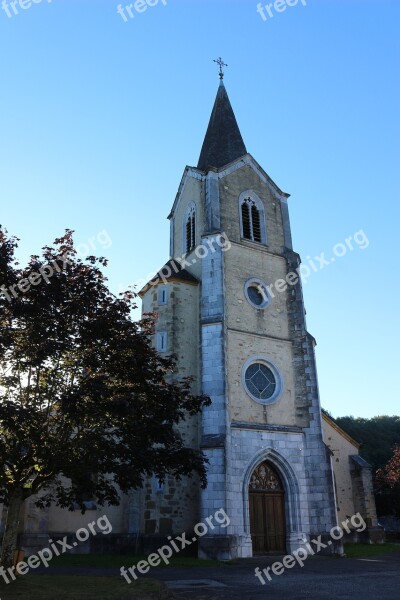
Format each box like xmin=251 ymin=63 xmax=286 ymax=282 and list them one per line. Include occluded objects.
xmin=213 ymin=57 xmax=228 ymax=80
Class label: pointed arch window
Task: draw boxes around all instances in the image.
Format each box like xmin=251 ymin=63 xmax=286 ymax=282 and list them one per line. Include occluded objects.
xmin=239 ymin=192 xmax=266 ymax=245
xmin=185 ymin=205 xmax=196 ymax=254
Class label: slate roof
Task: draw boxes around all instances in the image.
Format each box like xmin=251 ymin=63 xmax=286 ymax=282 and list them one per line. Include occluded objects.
xmin=139 ymin=259 xmax=199 ymax=296
xmin=350 ymin=455 xmax=373 ymax=469
xmin=197 ymin=81 xmax=247 ymax=171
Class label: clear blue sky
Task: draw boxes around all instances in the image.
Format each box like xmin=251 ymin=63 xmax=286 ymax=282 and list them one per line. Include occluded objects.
xmin=1 ymin=0 xmax=399 ymax=419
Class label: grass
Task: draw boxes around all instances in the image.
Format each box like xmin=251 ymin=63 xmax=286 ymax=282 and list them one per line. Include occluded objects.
xmin=0 ymin=553 xmax=230 ymax=599
xmin=344 ymin=543 xmax=400 ymax=558
xmin=51 ymin=553 xmax=230 ymax=568
xmin=0 ymin=575 xmax=167 ymax=599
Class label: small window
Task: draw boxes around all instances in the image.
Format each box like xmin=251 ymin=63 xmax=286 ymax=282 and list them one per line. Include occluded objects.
xmin=157 ymin=285 xmax=168 ymax=306
xmin=242 ymin=356 xmax=282 ymax=405
xmin=245 ymin=363 xmax=276 ymax=400
xmin=185 ymin=206 xmax=196 ymax=254
xmin=154 ymin=477 xmax=165 ymax=494
xmin=156 ymin=332 xmax=168 ymax=353
xmin=247 ymin=286 xmax=264 ymax=306
xmin=244 ymin=278 xmax=270 ymax=309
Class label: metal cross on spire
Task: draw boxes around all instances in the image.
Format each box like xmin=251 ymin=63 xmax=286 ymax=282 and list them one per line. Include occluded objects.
xmin=213 ymin=57 xmax=228 ymax=80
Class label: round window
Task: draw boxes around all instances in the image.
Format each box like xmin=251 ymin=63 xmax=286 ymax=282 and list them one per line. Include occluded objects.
xmin=245 ymin=363 xmax=276 ymax=400
xmin=242 ymin=357 xmax=282 ymax=405
xmin=244 ymin=278 xmax=270 ymax=309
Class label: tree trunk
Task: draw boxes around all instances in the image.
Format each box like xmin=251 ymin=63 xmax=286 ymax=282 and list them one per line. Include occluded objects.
xmin=0 ymin=491 xmax=24 ymax=569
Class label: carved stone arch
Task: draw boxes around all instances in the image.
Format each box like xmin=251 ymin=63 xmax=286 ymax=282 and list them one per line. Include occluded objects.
xmin=242 ymin=448 xmax=303 ymax=553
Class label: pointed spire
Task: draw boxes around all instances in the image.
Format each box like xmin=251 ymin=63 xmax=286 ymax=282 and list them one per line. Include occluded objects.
xmin=197 ymin=80 xmax=247 ymax=172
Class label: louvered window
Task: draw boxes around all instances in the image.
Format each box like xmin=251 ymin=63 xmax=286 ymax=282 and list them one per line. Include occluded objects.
xmin=186 ymin=207 xmax=196 ymax=253
xmin=251 ymin=204 xmax=261 ymax=242
xmin=241 ymin=202 xmax=251 ymax=240
xmin=241 ymin=198 xmax=263 ymax=243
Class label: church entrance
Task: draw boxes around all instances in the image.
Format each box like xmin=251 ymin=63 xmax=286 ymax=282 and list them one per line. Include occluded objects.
xmin=249 ymin=461 xmax=286 ymax=554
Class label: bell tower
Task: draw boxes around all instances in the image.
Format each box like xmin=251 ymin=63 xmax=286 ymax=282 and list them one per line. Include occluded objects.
xmin=142 ymin=67 xmax=339 ymax=559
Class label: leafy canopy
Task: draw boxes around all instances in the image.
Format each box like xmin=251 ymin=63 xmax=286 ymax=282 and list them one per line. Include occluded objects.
xmin=0 ymin=228 xmax=210 ymax=510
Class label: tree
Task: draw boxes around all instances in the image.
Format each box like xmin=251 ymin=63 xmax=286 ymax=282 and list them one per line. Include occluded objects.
xmin=376 ymin=446 xmax=400 ymax=488
xmin=0 ymin=229 xmax=210 ymax=568
xmin=335 ymin=415 xmax=400 ymax=470
xmin=375 ymin=446 xmax=400 ymax=517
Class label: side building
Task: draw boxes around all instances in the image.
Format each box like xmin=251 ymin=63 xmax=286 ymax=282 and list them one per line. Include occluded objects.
xmin=322 ymin=413 xmax=383 ymax=543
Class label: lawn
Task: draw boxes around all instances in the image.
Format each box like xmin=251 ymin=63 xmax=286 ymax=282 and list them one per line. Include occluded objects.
xmin=51 ymin=553 xmax=229 ymax=568
xmin=344 ymin=543 xmax=400 ymax=558
xmin=0 ymin=554 xmax=229 ymax=599
xmin=0 ymin=575 xmax=167 ymax=599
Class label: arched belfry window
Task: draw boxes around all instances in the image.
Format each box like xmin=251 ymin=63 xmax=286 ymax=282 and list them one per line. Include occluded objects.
xmin=184 ymin=205 xmax=196 ymax=254
xmin=239 ymin=191 xmax=266 ymax=245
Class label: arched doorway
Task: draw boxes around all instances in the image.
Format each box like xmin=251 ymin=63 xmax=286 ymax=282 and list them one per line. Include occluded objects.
xmin=249 ymin=460 xmax=286 ymax=554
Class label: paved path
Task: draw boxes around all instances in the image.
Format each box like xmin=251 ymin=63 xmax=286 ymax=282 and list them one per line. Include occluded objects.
xmin=39 ymin=552 xmax=400 ymax=600
xmin=157 ymin=553 xmax=400 ymax=599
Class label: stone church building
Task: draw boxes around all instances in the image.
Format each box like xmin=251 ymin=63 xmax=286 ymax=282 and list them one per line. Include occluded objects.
xmin=0 ymin=76 xmax=381 ymax=559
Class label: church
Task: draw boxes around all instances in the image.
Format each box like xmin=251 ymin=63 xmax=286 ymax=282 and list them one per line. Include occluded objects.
xmin=137 ymin=67 xmax=381 ymax=558
xmin=0 ymin=68 xmax=381 ymax=559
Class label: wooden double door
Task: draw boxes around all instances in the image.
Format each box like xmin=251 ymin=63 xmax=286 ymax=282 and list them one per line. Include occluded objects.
xmin=249 ymin=462 xmax=286 ymax=554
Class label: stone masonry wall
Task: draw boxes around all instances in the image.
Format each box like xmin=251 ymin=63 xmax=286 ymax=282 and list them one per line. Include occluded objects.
xmin=284 ymin=248 xmax=338 ymax=536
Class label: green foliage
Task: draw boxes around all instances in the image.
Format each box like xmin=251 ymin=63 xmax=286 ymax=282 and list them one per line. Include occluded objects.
xmin=334 ymin=415 xmax=400 ymax=470
xmin=0 ymin=228 xmax=210 ymax=510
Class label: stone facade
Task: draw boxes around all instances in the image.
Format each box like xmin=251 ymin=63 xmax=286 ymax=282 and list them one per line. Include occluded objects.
xmin=0 ymin=79 xmax=382 ymax=558
xmin=139 ymin=113 xmax=341 ymax=556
